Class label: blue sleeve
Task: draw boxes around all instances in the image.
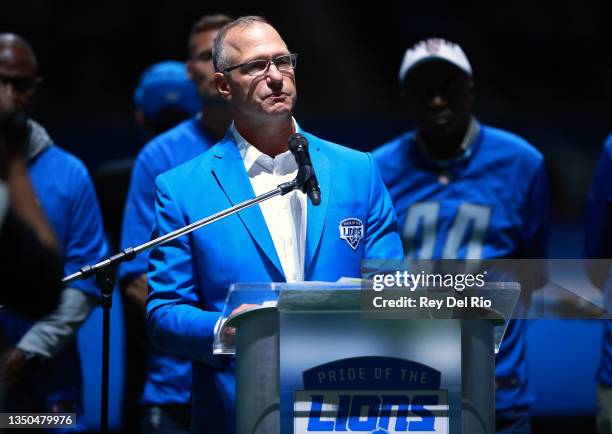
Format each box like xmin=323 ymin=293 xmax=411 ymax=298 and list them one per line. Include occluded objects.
xmin=521 ymin=159 xmax=550 ymax=259
xmin=586 ymin=139 xmax=612 ymax=258
xmin=364 ymin=153 xmax=403 ymax=260
xmin=119 ymin=153 xmax=157 ymax=281
xmin=146 ymin=174 xmax=222 ymax=365
xmin=64 ymin=166 xmax=109 ymax=298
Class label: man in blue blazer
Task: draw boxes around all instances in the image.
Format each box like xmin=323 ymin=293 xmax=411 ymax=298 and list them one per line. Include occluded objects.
xmin=146 ymin=16 xmax=402 ymax=433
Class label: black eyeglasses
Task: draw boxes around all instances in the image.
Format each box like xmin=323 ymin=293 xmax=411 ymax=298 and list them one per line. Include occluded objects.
xmin=222 ymin=53 xmax=298 ymax=77
xmin=0 ymin=74 xmax=39 ymax=93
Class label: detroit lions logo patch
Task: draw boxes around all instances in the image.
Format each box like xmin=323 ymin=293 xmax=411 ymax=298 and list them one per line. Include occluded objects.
xmin=339 ymin=218 xmax=363 ymax=250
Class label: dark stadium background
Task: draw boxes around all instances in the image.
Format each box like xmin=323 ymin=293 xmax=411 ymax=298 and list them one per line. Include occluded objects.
xmin=2 ymin=1 xmax=609 ymax=432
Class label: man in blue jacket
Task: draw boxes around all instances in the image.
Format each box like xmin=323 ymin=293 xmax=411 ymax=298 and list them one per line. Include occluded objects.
xmin=146 ymin=16 xmax=402 ymax=434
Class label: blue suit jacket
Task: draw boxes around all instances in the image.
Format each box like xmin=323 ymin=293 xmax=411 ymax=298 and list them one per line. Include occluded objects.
xmin=146 ymin=130 xmax=402 ymax=433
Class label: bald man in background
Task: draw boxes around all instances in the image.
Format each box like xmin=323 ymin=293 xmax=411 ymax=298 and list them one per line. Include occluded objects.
xmin=0 ymin=34 xmax=107 ymax=424
xmin=0 ymin=77 xmax=61 ymax=319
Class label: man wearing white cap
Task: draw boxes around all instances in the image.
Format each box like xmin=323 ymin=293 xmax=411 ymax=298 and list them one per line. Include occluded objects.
xmin=374 ymin=38 xmax=550 ymax=434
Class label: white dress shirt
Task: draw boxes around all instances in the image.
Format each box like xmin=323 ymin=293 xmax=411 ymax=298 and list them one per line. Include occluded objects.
xmin=231 ymin=121 xmax=307 ymax=282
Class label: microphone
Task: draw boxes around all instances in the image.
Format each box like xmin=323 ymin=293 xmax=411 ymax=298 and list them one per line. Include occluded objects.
xmin=288 ymin=133 xmax=321 ymax=206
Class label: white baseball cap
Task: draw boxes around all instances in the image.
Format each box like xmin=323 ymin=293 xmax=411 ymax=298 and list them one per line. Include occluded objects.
xmin=399 ymin=38 xmax=472 ymax=84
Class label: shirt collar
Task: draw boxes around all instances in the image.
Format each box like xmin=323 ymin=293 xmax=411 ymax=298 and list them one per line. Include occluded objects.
xmin=26 ymin=118 xmax=53 ymax=162
xmin=230 ymin=118 xmax=301 ymax=174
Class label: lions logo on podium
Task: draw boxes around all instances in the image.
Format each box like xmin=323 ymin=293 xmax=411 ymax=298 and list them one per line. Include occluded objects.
xmin=294 ymin=357 xmax=448 ymax=434
xmin=339 ymin=218 xmax=364 ymax=250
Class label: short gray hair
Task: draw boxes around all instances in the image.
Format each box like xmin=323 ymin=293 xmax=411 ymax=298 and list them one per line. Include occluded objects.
xmin=212 ymin=16 xmax=270 ymax=72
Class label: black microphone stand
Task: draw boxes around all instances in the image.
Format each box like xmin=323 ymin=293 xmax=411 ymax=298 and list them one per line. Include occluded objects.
xmin=62 ymin=178 xmax=302 ymax=433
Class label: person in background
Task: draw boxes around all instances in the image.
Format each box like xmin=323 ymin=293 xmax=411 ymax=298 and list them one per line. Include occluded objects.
xmin=118 ymin=14 xmax=233 ymax=434
xmin=133 ymin=61 xmax=201 ymax=139
xmin=0 ymin=74 xmax=61 ymax=418
xmin=0 ymin=80 xmax=61 ymax=319
xmin=94 ymin=60 xmax=201 ymax=251
xmin=96 ymin=59 xmax=201 ymax=434
xmin=374 ymin=38 xmax=549 ymax=434
xmin=0 ymin=33 xmax=108 ymax=429
xmin=585 ymin=134 xmax=612 ymax=434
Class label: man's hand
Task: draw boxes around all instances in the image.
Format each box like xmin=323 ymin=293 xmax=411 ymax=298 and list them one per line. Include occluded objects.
xmin=220 ymin=303 xmax=260 ymax=343
xmin=2 ymin=347 xmax=40 ymax=388
xmin=0 ymin=82 xmax=17 ymax=122
xmin=0 ymin=83 xmax=15 ymax=177
xmin=124 ymin=274 xmax=148 ymax=315
xmin=0 ymin=82 xmax=29 ymax=178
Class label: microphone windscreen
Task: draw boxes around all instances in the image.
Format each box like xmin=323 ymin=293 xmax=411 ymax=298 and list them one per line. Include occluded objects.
xmin=288 ymin=133 xmax=308 ymax=151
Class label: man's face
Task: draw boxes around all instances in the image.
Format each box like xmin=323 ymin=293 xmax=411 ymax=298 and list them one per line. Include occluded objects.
xmin=214 ymin=23 xmax=297 ymax=122
xmin=188 ymin=29 xmax=220 ymax=101
xmin=404 ymin=61 xmax=473 ymax=140
xmin=0 ymin=40 xmax=38 ymax=114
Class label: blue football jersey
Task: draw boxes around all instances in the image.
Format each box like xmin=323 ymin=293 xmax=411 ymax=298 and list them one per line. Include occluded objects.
xmin=374 ymin=122 xmax=549 ymax=412
xmin=120 ymin=115 xmax=216 ymax=405
xmin=0 ymin=144 xmax=109 ymax=411
xmin=585 ymin=134 xmax=612 ymax=386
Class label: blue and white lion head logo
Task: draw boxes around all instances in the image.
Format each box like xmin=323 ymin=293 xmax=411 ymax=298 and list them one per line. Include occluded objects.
xmin=339 ymin=218 xmax=364 ymax=250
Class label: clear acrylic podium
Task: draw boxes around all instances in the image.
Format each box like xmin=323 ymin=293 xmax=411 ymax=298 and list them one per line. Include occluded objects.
xmin=213 ymin=282 xmax=519 ymax=434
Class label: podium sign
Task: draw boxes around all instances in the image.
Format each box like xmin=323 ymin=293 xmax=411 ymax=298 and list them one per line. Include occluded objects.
xmin=215 ymin=283 xmax=518 ymax=434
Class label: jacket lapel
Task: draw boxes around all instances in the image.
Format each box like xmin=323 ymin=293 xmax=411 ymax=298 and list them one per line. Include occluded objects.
xmin=303 ymin=134 xmax=330 ymax=276
xmin=210 ymin=135 xmax=285 ymax=280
